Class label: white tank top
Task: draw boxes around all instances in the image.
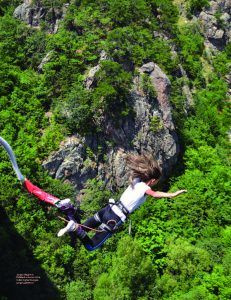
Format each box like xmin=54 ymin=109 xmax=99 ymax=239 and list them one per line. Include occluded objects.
xmin=119 ymin=178 xmax=150 ymax=213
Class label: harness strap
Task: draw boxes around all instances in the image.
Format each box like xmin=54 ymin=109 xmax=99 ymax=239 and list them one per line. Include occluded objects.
xmin=93 ymin=212 xmax=115 ymax=233
xmin=99 ymin=219 xmax=123 ymax=233
xmin=94 ymin=212 xmax=101 ymax=223
xmin=99 ymin=223 xmax=113 ymax=232
xmin=57 ymin=216 xmax=104 ymax=233
xmin=116 ymin=201 xmax=129 ymax=217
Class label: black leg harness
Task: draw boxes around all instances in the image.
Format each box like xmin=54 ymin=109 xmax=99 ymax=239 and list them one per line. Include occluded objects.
xmin=93 ymin=201 xmax=129 ymax=233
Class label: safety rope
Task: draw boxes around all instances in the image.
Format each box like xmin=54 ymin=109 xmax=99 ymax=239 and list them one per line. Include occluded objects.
xmin=0 ymin=137 xmax=25 ymax=182
xmin=57 ymin=216 xmax=104 ymax=233
xmin=0 ymin=136 xmax=104 ymax=234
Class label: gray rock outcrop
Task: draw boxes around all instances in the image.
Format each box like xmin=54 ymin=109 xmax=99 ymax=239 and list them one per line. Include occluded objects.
xmin=199 ymin=0 xmax=231 ymax=50
xmin=43 ymin=62 xmax=179 ymax=192
xmin=14 ymin=1 xmax=69 ymax=33
xmin=152 ymin=31 xmax=194 ymax=111
xmin=139 ymin=62 xmax=174 ymax=130
xmin=38 ymin=50 xmax=54 ymax=72
xmin=84 ymin=51 xmax=109 ymax=89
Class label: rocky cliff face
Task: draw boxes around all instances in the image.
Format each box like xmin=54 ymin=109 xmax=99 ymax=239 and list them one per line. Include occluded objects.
xmin=199 ymin=0 xmax=231 ymax=51
xmin=43 ymin=62 xmax=179 ymax=191
xmin=14 ymin=0 xmax=69 ymax=33
xmin=15 ymin=0 xmax=230 ymax=192
xmin=13 ymin=1 xmax=180 ymax=192
xmin=198 ymin=0 xmax=231 ymax=99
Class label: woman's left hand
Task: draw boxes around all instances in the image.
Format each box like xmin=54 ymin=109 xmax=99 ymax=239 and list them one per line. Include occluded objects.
xmin=173 ymin=190 xmax=187 ymax=197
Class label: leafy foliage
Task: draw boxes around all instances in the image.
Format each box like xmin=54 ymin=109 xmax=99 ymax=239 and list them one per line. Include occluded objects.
xmin=0 ymin=0 xmax=230 ymax=299
xmin=94 ymin=236 xmax=157 ymax=300
xmin=186 ymin=0 xmax=210 ymax=17
xmin=176 ymin=23 xmax=204 ymax=83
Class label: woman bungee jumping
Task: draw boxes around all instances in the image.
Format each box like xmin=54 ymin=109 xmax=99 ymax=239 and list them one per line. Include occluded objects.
xmin=57 ymin=153 xmax=187 ymax=251
xmin=0 ymin=136 xmax=186 ymax=251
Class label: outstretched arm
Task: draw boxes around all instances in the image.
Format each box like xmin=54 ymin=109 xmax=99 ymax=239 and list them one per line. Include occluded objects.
xmin=146 ymin=189 xmax=187 ymax=198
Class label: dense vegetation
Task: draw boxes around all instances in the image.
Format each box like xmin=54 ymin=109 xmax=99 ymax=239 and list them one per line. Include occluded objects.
xmin=0 ymin=0 xmax=230 ymax=299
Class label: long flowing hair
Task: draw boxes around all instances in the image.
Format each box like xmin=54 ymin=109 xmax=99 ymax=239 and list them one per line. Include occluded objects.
xmin=125 ymin=152 xmax=162 ymax=185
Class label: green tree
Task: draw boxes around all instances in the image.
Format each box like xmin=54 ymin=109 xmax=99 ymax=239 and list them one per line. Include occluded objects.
xmin=92 ymin=60 xmax=132 ymax=120
xmin=176 ymin=23 xmax=204 ymax=81
xmin=94 ymin=236 xmax=157 ymax=300
xmin=156 ymin=238 xmax=211 ymax=297
xmin=148 ymin=0 xmax=179 ymax=33
xmin=109 ymin=0 xmax=149 ymax=26
xmin=66 ymin=280 xmax=92 ymax=300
